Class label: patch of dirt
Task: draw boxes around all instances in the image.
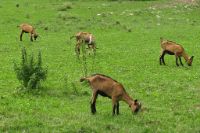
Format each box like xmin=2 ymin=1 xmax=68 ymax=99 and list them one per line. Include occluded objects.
xmin=176 ymin=0 xmax=197 ymax=4
xmin=150 ymin=0 xmax=198 ymax=9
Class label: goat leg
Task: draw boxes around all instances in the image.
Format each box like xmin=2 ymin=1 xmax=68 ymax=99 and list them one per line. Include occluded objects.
xmin=116 ymin=102 xmax=119 ymax=115
xmin=159 ymin=51 xmax=165 ymax=65
xmin=159 ymin=56 xmax=162 ymax=65
xmin=112 ymin=104 xmax=116 ymax=116
xmin=30 ymin=33 xmax=33 ymax=42
xmin=75 ymin=43 xmax=81 ymax=55
xmin=20 ymin=31 xmax=24 ymax=41
xmin=175 ymin=56 xmax=179 ymax=66
xmin=162 ymin=55 xmax=166 ymax=65
xmin=91 ymin=91 xmax=98 ymax=114
xmin=112 ymin=98 xmax=117 ymax=116
xmin=91 ymin=103 xmax=96 ymax=114
xmin=179 ymin=57 xmax=183 ymax=66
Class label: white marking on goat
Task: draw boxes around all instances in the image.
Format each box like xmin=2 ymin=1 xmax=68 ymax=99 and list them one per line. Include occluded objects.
xmin=89 ymin=35 xmax=92 ymax=44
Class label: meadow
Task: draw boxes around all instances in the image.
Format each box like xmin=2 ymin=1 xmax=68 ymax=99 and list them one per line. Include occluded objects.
xmin=0 ymin=0 xmax=200 ymax=132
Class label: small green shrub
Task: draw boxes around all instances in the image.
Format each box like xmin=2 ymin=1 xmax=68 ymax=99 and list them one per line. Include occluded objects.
xmin=14 ymin=47 xmax=47 ymax=89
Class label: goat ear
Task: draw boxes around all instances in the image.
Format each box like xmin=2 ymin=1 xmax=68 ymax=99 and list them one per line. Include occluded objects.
xmin=134 ymin=99 xmax=138 ymax=103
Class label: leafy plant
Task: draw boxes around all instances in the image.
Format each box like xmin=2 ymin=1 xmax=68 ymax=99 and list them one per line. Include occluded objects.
xmin=14 ymin=47 xmax=47 ymax=89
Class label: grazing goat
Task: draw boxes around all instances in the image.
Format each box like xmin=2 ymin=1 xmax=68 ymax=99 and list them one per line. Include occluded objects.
xmin=80 ymin=74 xmax=141 ymax=116
xmin=160 ymin=37 xmax=194 ymax=66
xmin=70 ymin=32 xmax=96 ymax=55
xmin=19 ymin=23 xmax=38 ymax=42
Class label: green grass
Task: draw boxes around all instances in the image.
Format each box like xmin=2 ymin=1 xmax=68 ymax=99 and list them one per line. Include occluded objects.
xmin=0 ymin=0 xmax=200 ymax=132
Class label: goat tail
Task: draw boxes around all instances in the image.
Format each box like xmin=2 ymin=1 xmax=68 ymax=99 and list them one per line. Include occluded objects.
xmin=70 ymin=35 xmax=75 ymax=40
xmin=80 ymin=77 xmax=86 ymax=82
xmin=80 ymin=77 xmax=91 ymax=82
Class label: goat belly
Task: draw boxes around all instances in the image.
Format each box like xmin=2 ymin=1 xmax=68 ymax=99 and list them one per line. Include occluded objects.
xmin=97 ymin=90 xmax=111 ymax=98
xmin=165 ymin=50 xmax=175 ymax=55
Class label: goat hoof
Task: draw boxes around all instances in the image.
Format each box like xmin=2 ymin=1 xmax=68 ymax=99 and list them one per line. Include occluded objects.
xmin=91 ymin=112 xmax=96 ymax=115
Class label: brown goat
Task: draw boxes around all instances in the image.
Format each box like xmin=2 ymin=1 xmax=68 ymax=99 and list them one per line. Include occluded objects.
xmin=160 ymin=37 xmax=194 ymax=66
xmin=19 ymin=23 xmax=38 ymax=42
xmin=70 ymin=32 xmax=96 ymax=55
xmin=80 ymin=74 xmax=141 ymax=116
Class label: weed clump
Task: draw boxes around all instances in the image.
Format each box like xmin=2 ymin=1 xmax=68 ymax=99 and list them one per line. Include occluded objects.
xmin=57 ymin=2 xmax=72 ymax=11
xmin=58 ymin=12 xmax=78 ymax=21
xmin=14 ymin=47 xmax=47 ymax=89
xmin=16 ymin=4 xmax=19 ymax=8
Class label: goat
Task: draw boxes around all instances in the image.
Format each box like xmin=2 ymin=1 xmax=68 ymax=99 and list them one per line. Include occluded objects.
xmin=80 ymin=74 xmax=141 ymax=116
xmin=19 ymin=23 xmax=38 ymax=42
xmin=159 ymin=37 xmax=194 ymax=66
xmin=70 ymin=32 xmax=96 ymax=55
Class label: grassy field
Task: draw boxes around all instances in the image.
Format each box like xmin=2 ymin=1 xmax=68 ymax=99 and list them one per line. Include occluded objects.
xmin=0 ymin=0 xmax=200 ymax=132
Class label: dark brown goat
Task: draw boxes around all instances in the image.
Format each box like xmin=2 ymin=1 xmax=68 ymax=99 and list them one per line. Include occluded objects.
xmin=70 ymin=32 xmax=96 ymax=55
xmin=160 ymin=37 xmax=194 ymax=66
xmin=19 ymin=23 xmax=38 ymax=42
xmin=80 ymin=74 xmax=141 ymax=116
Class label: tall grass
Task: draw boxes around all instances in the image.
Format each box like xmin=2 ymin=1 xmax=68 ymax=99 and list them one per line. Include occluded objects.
xmin=78 ymin=41 xmax=97 ymax=77
xmin=80 ymin=41 xmax=88 ymax=77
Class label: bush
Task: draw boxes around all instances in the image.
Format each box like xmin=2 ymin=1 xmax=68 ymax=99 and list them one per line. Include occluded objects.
xmin=14 ymin=47 xmax=47 ymax=89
